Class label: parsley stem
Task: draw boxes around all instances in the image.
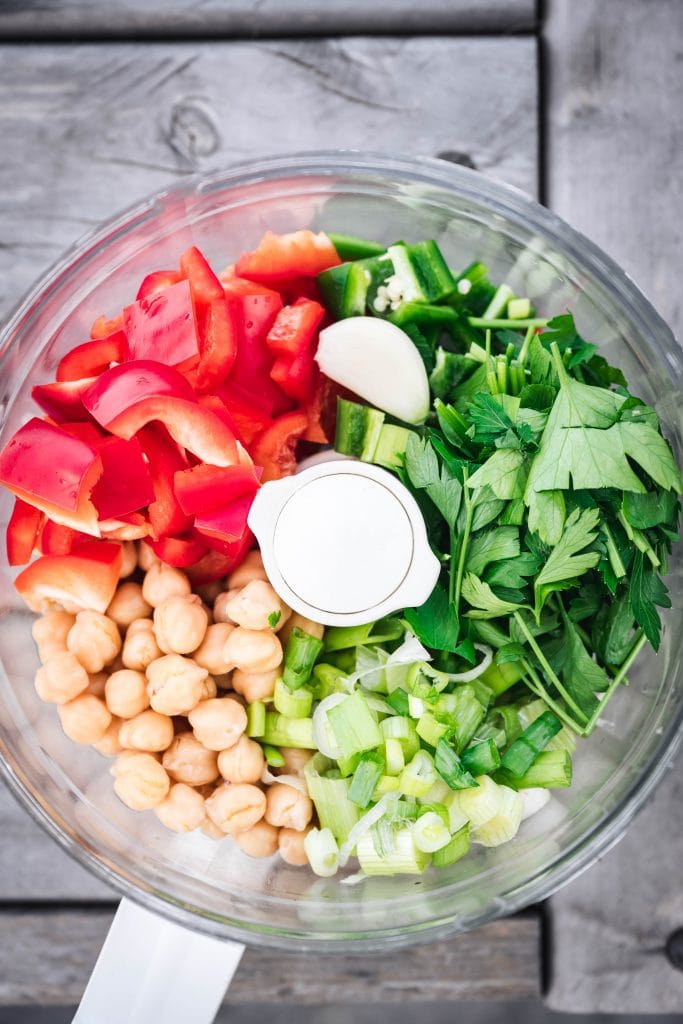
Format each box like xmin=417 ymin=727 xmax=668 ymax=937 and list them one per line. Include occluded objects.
xmin=453 ymin=469 xmax=473 ymax=614
xmin=513 ymin=611 xmax=589 ymax=724
xmin=517 ymin=324 xmax=536 ymax=368
xmin=602 ymin=521 xmax=627 ymax=579
xmin=519 ymin=658 xmax=586 ymax=734
xmin=468 ymin=317 xmax=549 ymax=330
xmin=583 ymin=632 xmax=647 ymax=735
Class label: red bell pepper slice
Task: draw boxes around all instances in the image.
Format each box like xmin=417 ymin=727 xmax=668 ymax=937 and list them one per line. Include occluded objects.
xmin=32 ymin=377 xmax=98 ymax=422
xmin=265 ymin=299 xmax=325 ymax=357
xmin=14 ymin=541 xmax=122 ymax=614
xmin=180 ymin=246 xmax=224 ymax=308
xmin=174 ymin=463 xmax=260 ymax=517
xmin=186 ymin=297 xmax=239 ymax=394
xmin=90 ymin=313 xmax=124 ymax=340
xmin=108 ymin=396 xmax=239 ymax=467
xmin=195 ymin=494 xmax=253 ymax=552
xmin=251 ymin=410 xmax=308 ymax=482
xmin=90 ymin=436 xmax=155 ymax=521
xmin=270 ymin=347 xmax=316 ymax=401
xmin=302 ymin=370 xmax=330 ymax=444
xmin=235 ymin=230 xmax=341 ymax=283
xmin=123 ymin=279 xmax=200 ymax=367
xmin=222 ymin=278 xmax=286 ymax=413
xmin=136 ymin=425 xmax=192 ymax=539
xmin=136 ymin=270 xmax=181 ymax=301
xmin=6 ymin=498 xmax=43 ymax=566
xmin=183 ymin=547 xmax=236 ymax=585
xmin=278 ymin=276 xmax=324 ymax=305
xmin=59 ymin=421 xmax=106 ymax=446
xmin=0 ymin=418 xmax=103 ymax=535
xmin=38 ymin=520 xmax=88 ymax=557
xmin=56 ymin=332 xmax=128 ymax=383
xmin=145 ymin=532 xmax=209 ymax=568
xmin=217 ymin=386 xmax=273 ymax=445
xmin=82 ymin=360 xmax=195 ymax=429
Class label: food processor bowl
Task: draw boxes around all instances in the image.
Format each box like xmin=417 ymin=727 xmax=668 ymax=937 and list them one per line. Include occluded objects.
xmin=1 ymin=153 xmax=682 ymax=956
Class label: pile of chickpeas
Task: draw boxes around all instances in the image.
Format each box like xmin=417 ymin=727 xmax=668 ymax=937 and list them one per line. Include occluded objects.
xmin=31 ymin=541 xmax=324 ymax=867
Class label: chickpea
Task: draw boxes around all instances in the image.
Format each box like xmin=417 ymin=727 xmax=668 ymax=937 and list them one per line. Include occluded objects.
xmin=217 ymin=735 xmax=265 ymax=784
xmin=227 ymin=549 xmax=267 ymax=590
xmin=34 ymin=652 xmax=90 ymax=704
xmin=86 ymin=672 xmax=108 ymax=699
xmin=279 ymin=826 xmax=312 ymax=866
xmin=58 ymin=694 xmax=112 ymax=744
xmin=111 ymin=751 xmax=170 ymax=810
xmin=188 ymin=698 xmax=247 ymax=752
xmin=234 ymin=819 xmax=279 ymax=858
xmin=146 ymin=655 xmax=208 ymax=716
xmin=119 ymin=541 xmax=138 ymax=579
xmin=153 ymin=594 xmax=208 ymax=655
xmin=105 ymin=669 xmax=149 ymax=719
xmin=201 ymin=815 xmax=226 ymax=840
xmin=223 ymin=628 xmax=282 ymax=674
xmin=67 ymin=611 xmax=121 ymax=674
xmin=32 ymin=611 xmax=75 ymax=663
xmin=205 ymin=783 xmax=266 ymax=836
xmin=193 ymin=623 xmax=234 ymax=675
xmin=121 ymin=619 xmax=162 ymax=671
xmin=201 ymin=675 xmax=218 ymax=700
xmin=231 ymin=668 xmax=278 ymax=703
xmin=137 ymin=541 xmax=159 ymax=572
xmin=141 ymin=563 xmax=191 ymax=608
xmin=93 ymin=716 xmax=124 ymax=756
xmin=265 ymin=783 xmax=313 ymax=831
xmin=162 ymin=733 xmax=219 ymax=786
xmin=213 ymin=590 xmax=242 ymax=625
xmin=106 ymin=583 xmax=152 ymax=629
xmin=119 ymin=710 xmax=174 ymax=752
xmin=222 ymin=580 xmax=286 ymax=632
xmin=278 ymin=613 xmax=324 ymax=647
xmin=195 ymin=580 xmax=223 ymax=606
xmin=279 ymin=747 xmax=313 ymax=778
xmin=154 ymin=783 xmax=206 ymax=833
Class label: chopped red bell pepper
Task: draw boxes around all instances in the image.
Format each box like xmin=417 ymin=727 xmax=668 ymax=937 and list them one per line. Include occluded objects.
xmin=38 ymin=520 xmax=88 ymax=556
xmin=0 ymin=418 xmax=103 ymax=535
xmin=56 ymin=332 xmax=128 ymax=383
xmin=83 ymin=360 xmax=195 ymax=429
xmin=90 ymin=436 xmax=155 ymax=521
xmin=265 ymin=299 xmax=325 ymax=356
xmin=99 ymin=512 xmax=153 ymax=540
xmin=136 ymin=270 xmax=181 ymax=301
xmin=180 ymin=246 xmax=224 ymax=308
xmin=217 ymin=386 xmax=273 ymax=445
xmin=278 ymin=276 xmax=324 ymax=305
xmin=250 ymin=410 xmax=308 ymax=482
xmin=14 ymin=541 xmax=122 ymax=613
xmin=59 ymin=421 xmax=106 ymax=446
xmin=32 ymin=377 xmax=98 ymax=422
xmin=195 ymin=493 xmax=253 ymax=552
xmin=174 ymin=463 xmax=260 ymax=517
xmin=302 ymin=370 xmax=330 ymax=443
xmin=270 ymin=347 xmax=316 ymax=401
xmin=90 ymin=313 xmax=124 ymax=340
xmin=183 ymin=547 xmax=236 ymax=585
xmin=107 ymin=395 xmax=238 ymax=467
xmin=222 ymin=278 xmax=286 ymax=412
xmin=186 ymin=297 xmax=239 ymax=394
xmin=6 ymin=498 xmax=43 ymax=566
xmin=123 ymin=280 xmax=200 ymax=367
xmin=236 ymin=230 xmax=341 ymax=283
xmin=136 ymin=425 xmax=192 ymax=539
xmin=145 ymin=532 xmax=209 ymax=568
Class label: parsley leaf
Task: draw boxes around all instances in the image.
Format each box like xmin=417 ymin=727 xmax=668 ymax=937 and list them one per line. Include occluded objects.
xmin=466 ymin=526 xmax=520 ymax=577
xmin=267 ymin=610 xmax=282 ymax=629
xmin=404 ymin=582 xmax=460 ymax=652
xmin=622 ymin=490 xmax=679 ymax=529
xmin=485 ymin=551 xmax=541 ymax=589
xmin=527 ymin=489 xmax=566 ymax=546
xmin=534 ymin=507 xmax=601 ymax=615
xmin=461 ymin=573 xmax=522 ymax=618
xmin=495 ymin=642 xmax=527 ymax=665
xmin=545 ymin=617 xmax=608 ymax=717
xmin=468 ymin=393 xmax=515 ymax=445
xmin=405 ymin=434 xmax=463 ymax=529
xmin=467 ymin=448 xmax=528 ymax=500
xmin=628 ymin=551 xmax=671 ymax=651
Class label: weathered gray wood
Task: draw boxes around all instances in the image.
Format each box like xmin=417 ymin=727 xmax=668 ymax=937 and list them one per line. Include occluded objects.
xmin=545 ymin=0 xmax=683 ymax=1012
xmin=0 ymin=38 xmax=538 ymax=322
xmin=0 ymin=908 xmax=541 ymax=1005
xmin=0 ymin=1 xmax=536 ymax=38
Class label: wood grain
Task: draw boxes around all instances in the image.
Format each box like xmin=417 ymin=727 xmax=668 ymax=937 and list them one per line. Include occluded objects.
xmin=0 ymin=908 xmax=541 ymax=1005
xmin=0 ymin=37 xmax=538 ymax=321
xmin=545 ymin=0 xmax=683 ymax=1010
xmin=0 ymin=1 xmax=536 ymax=39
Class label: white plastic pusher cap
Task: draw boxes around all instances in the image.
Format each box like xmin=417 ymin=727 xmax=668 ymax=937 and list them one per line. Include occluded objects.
xmin=247 ymin=461 xmax=440 ymax=626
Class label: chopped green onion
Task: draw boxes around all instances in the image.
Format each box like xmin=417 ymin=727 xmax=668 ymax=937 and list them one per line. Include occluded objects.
xmin=417 ymin=777 xmax=452 ymax=806
xmin=305 ymin=753 xmax=360 ymax=842
xmin=413 ymin=811 xmax=451 ymax=853
xmin=372 ymin=775 xmax=401 ymax=800
xmin=470 ymin=785 xmax=523 ymax=847
xmin=435 ymin=686 xmax=484 ymax=752
xmin=443 ymin=793 xmax=469 ymax=834
xmin=384 ymin=737 xmax=405 ymax=776
xmin=303 ymin=827 xmax=340 ymax=877
xmin=497 ymin=750 xmax=572 ymax=789
xmin=246 ymin=701 xmax=266 ymax=738
xmin=327 ymin=692 xmax=382 ymax=759
xmin=435 ymin=739 xmax=479 ymax=791
xmin=273 ymin=677 xmax=313 ymax=719
xmin=432 ymin=824 xmax=470 ymax=867
xmin=348 ymin=752 xmax=385 ymax=808
xmin=356 ymin=826 xmax=430 ymax=876
xmin=417 ymin=802 xmax=450 ymax=828
xmin=336 ymin=752 xmax=361 ymax=778
xmin=283 ymin=627 xmax=323 ymax=691
xmin=323 ymin=617 xmax=403 ymax=652
xmin=461 ymin=738 xmax=501 ymax=776
xmin=399 ymin=750 xmax=437 ymax=798
xmin=386 ymin=688 xmax=410 ymax=716
xmin=479 ymin=660 xmax=524 ymax=696
xmin=500 ymin=711 xmax=562 ymax=777
xmin=517 ymin=700 xmax=576 ymax=753
xmin=262 ymin=744 xmax=285 ymax=768
xmin=481 ymin=283 xmax=516 ymax=321
xmin=408 ymin=694 xmax=427 ymax=718
xmin=263 ymin=712 xmax=314 ymax=749
xmin=416 ymin=712 xmax=449 ymax=748
xmin=507 ymin=297 xmax=532 ymax=320
xmin=311 ymin=663 xmax=348 ymax=700
xmin=380 ymin=716 xmax=421 ymax=760
xmin=452 ymin=774 xmax=503 ymax=826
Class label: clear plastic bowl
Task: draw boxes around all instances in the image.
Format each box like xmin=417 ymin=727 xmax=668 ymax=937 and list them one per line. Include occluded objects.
xmin=0 ymin=153 xmax=681 ymax=951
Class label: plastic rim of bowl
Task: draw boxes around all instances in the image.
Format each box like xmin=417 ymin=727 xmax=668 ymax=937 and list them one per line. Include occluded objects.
xmin=0 ymin=151 xmax=681 ymax=951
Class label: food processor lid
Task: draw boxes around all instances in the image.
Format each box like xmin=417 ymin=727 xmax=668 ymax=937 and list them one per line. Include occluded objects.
xmin=248 ymin=461 xmax=440 ymax=625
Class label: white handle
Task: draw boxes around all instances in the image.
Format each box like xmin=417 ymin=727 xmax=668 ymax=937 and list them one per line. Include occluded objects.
xmin=72 ymin=898 xmax=244 ymax=1024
